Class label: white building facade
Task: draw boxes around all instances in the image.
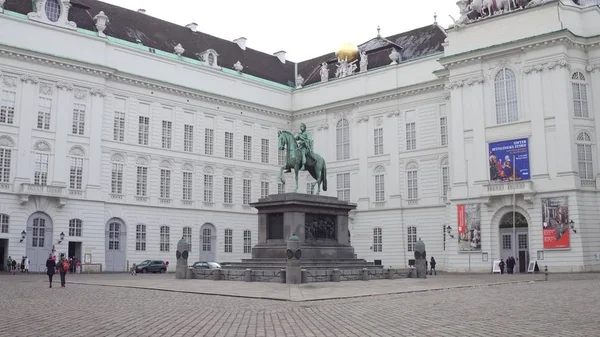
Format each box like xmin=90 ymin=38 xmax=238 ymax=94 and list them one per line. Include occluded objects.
xmin=0 ymin=0 xmax=599 ymax=273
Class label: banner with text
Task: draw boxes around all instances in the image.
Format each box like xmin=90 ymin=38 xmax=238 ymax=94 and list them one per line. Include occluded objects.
xmin=457 ymin=204 xmax=481 ymax=251
xmin=488 ymin=138 xmax=530 ymax=182
xmin=542 ymin=197 xmax=570 ymax=249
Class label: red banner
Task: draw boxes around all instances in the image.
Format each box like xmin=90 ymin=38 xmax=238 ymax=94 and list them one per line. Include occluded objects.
xmin=541 ymin=197 xmax=570 ymax=249
xmin=457 ymin=205 xmax=466 ymax=234
xmin=544 ymin=229 xmax=570 ymax=249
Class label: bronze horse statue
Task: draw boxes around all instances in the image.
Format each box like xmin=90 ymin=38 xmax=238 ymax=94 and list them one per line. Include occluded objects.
xmin=278 ymin=130 xmax=327 ymax=194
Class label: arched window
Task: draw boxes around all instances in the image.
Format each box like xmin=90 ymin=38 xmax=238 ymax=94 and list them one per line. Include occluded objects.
xmin=572 ymin=72 xmax=589 ymax=118
xmin=336 ymin=119 xmax=350 ymax=160
xmin=576 ymin=131 xmax=594 ymax=181
xmin=68 ymin=218 xmax=82 ymax=237
xmin=494 ymin=68 xmax=518 ymax=124
xmin=136 ymin=224 xmax=146 ymax=251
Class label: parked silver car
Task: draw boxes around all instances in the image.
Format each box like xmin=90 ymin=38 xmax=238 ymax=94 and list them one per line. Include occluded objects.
xmin=191 ymin=261 xmax=221 ymax=269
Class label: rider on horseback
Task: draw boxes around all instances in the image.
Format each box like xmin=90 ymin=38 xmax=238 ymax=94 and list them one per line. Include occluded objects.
xmin=295 ymin=123 xmax=313 ymax=171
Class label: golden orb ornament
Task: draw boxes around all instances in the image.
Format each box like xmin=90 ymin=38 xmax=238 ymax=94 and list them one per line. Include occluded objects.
xmin=335 ymin=42 xmax=359 ymax=62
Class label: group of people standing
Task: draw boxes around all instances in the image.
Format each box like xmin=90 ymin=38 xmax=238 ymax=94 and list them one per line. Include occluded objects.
xmin=499 ymin=257 xmax=517 ymax=274
xmin=5 ymin=256 xmax=29 ymax=274
xmin=45 ymin=253 xmax=70 ymax=288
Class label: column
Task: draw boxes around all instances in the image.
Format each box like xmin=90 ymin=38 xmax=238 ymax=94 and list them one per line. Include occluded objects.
xmin=15 ymin=75 xmax=40 ymax=184
xmin=52 ymin=82 xmax=74 ymax=186
xmin=88 ymin=88 xmax=106 ymax=188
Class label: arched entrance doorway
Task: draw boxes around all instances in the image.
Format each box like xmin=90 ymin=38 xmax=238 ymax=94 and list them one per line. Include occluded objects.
xmin=26 ymin=212 xmax=54 ymax=273
xmin=499 ymin=212 xmax=529 ymax=273
xmin=105 ymin=218 xmax=127 ymax=272
xmin=199 ymin=223 xmax=217 ymax=262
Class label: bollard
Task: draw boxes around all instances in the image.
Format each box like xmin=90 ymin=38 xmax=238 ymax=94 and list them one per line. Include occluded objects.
xmin=301 ymin=269 xmax=308 ymax=284
xmin=332 ymin=269 xmax=340 ymax=282
xmin=280 ymin=268 xmax=286 ymax=283
xmin=213 ymin=269 xmax=221 ymax=281
xmin=361 ymin=268 xmax=369 ymax=281
xmin=244 ymin=268 xmax=252 ymax=282
xmin=544 ymin=265 xmax=548 ymax=281
xmin=387 ymin=268 xmax=395 ymax=280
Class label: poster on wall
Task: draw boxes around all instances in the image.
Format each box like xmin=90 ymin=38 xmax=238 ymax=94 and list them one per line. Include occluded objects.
xmin=488 ymin=138 xmax=530 ymax=182
xmin=457 ymin=203 xmax=482 ymax=251
xmin=541 ymin=197 xmax=570 ymax=249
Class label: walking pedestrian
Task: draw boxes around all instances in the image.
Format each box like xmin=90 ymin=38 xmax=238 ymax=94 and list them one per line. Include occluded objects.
xmin=430 ymin=257 xmax=437 ymax=276
xmin=11 ymin=259 xmax=16 ymax=275
xmin=6 ymin=256 xmax=12 ymax=272
xmin=24 ymin=257 xmax=30 ymax=274
xmin=46 ymin=254 xmax=56 ymax=288
xmin=56 ymin=254 xmax=69 ymax=288
xmin=499 ymin=259 xmax=505 ymax=275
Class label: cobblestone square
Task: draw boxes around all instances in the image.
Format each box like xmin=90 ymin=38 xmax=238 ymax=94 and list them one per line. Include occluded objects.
xmin=0 ymin=273 xmax=598 ymax=337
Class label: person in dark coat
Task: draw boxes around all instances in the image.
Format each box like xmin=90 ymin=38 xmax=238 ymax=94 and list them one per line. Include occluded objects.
xmin=46 ymin=254 xmax=56 ymax=288
xmin=507 ymin=257 xmax=515 ymax=274
xmin=56 ymin=254 xmax=68 ymax=288
xmin=499 ymin=259 xmax=505 ymax=275
xmin=430 ymin=257 xmax=437 ymax=276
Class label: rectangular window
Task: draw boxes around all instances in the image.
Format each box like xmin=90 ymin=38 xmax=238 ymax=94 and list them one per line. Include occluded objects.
xmin=138 ymin=116 xmax=149 ymax=146
xmin=306 ymin=182 xmax=316 ymax=195
xmin=183 ymin=227 xmax=192 ymax=252
xmin=243 ymin=230 xmax=252 ymax=254
xmin=204 ymin=174 xmax=214 ymax=202
xmin=136 ymin=224 xmax=146 ymax=251
xmin=440 ymin=116 xmax=448 ymax=146
xmin=243 ymin=179 xmax=252 ymax=205
xmin=502 ymin=234 xmax=511 ymax=250
xmin=374 ymin=128 xmax=384 ymax=155
xmin=69 ymin=157 xmax=83 ymax=190
xmin=336 ymin=173 xmax=350 ymax=201
xmin=136 ymin=166 xmax=148 ymax=196
xmin=244 ymin=135 xmax=252 ymax=161
xmin=72 ymin=103 xmax=86 ymax=135
xmin=68 ymin=219 xmax=82 ymax=237
xmin=160 ymin=169 xmax=171 ymax=199
xmin=373 ymin=227 xmax=382 ymax=252
xmin=224 ymin=176 xmax=233 ymax=204
xmin=184 ymin=124 xmax=194 ymax=152
xmin=0 ymin=149 xmax=11 ymax=183
xmin=407 ymin=226 xmax=417 ymax=251
xmin=260 ymin=181 xmax=269 ymax=199
xmin=162 ymin=120 xmax=172 ymax=149
xmin=442 ymin=166 xmax=450 ymax=198
xmin=113 ymin=98 xmax=126 ymax=142
xmin=0 ymin=213 xmax=8 ymax=234
xmin=224 ymin=229 xmax=233 ymax=253
xmin=577 ymin=144 xmax=594 ymax=180
xmin=37 ymin=97 xmax=52 ymax=130
xmin=278 ymin=149 xmax=286 ymax=166
xmin=225 ymin=132 xmax=233 ymax=158
xmin=375 ymin=174 xmax=385 ymax=202
xmin=406 ymin=122 xmax=416 ymax=150
xmin=111 ymin=163 xmax=123 ymax=194
xmin=182 ymin=172 xmax=193 ymax=200
xmin=34 ymin=153 xmax=49 ymax=185
xmin=261 ymin=138 xmax=269 ymax=163
xmin=160 ymin=226 xmax=170 ymax=252
xmin=407 ymin=170 xmax=418 ymax=199
xmin=0 ymin=89 xmax=16 ymax=125
xmin=204 ymin=128 xmax=214 ymax=155
xmin=278 ymin=182 xmax=285 ymax=194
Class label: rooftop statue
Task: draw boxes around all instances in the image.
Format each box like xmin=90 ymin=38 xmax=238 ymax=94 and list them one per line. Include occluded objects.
xmin=278 ymin=123 xmax=328 ymax=194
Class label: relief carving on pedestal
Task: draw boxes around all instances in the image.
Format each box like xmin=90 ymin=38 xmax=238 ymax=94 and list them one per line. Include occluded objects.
xmin=304 ymin=213 xmax=337 ymax=241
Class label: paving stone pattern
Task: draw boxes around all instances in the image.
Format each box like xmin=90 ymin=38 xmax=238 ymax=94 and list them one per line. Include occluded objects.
xmin=0 ymin=273 xmax=598 ymax=337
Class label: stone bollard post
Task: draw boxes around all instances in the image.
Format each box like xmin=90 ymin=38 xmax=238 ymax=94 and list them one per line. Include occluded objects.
xmin=361 ymin=268 xmax=369 ymax=281
xmin=280 ymin=268 xmax=286 ymax=283
xmin=245 ymin=268 xmax=252 ymax=282
xmin=331 ymin=268 xmax=340 ymax=282
xmin=301 ymin=269 xmax=308 ymax=284
xmin=414 ymin=238 xmax=427 ymax=279
xmin=544 ymin=265 xmax=548 ymax=281
xmin=175 ymin=237 xmax=190 ymax=279
xmin=286 ymin=233 xmax=302 ymax=284
xmin=387 ymin=268 xmax=395 ymax=280
xmin=213 ymin=269 xmax=221 ymax=281
xmin=186 ymin=267 xmax=193 ymax=279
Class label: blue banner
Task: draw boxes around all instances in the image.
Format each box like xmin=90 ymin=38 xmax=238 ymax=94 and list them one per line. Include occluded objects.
xmin=488 ymin=138 xmax=530 ymax=182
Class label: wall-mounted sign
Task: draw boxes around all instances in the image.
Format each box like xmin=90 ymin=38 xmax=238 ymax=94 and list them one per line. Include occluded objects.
xmin=457 ymin=204 xmax=481 ymax=251
xmin=84 ymin=253 xmax=92 ymax=264
xmin=488 ymin=138 xmax=530 ymax=182
xmin=542 ymin=197 xmax=570 ymax=249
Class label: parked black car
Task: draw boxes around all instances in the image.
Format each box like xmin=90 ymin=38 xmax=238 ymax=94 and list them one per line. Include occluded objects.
xmin=135 ymin=260 xmax=166 ymax=273
xmin=191 ymin=261 xmax=221 ymax=270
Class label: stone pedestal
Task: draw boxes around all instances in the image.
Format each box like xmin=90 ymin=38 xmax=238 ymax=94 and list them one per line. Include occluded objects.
xmin=175 ymin=238 xmax=189 ymax=279
xmin=414 ymin=238 xmax=427 ymax=279
xmin=286 ymin=233 xmax=302 ymax=284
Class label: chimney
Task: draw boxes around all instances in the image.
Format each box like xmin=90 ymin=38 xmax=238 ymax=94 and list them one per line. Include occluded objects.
xmin=233 ymin=37 xmax=247 ymax=50
xmin=137 ymin=9 xmax=146 ymax=14
xmin=185 ymin=22 xmax=198 ymax=32
xmin=273 ymin=50 xmax=286 ymax=64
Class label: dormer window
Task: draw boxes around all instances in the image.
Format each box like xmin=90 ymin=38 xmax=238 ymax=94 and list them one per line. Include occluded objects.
xmin=208 ymin=53 xmax=215 ymax=66
xmin=45 ymin=0 xmax=61 ymax=22
xmin=197 ymin=49 xmax=219 ymax=69
xmin=28 ymin=0 xmax=77 ymax=30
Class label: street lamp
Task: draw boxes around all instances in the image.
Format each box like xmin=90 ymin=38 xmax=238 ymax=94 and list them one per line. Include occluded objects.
xmin=569 ymin=220 xmax=577 ymax=234
xmin=445 ymin=225 xmax=455 ymax=239
xmin=58 ymin=232 xmax=65 ymax=244
xmin=19 ymin=230 xmax=26 ymax=243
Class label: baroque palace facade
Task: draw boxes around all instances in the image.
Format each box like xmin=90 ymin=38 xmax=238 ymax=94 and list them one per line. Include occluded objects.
xmin=0 ymin=0 xmax=599 ymax=273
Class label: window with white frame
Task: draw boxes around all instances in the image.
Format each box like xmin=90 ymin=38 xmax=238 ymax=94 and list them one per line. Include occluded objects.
xmin=261 ymin=138 xmax=269 ymax=163
xmin=0 ymin=147 xmax=11 ymax=183
xmin=205 ymin=128 xmax=214 ymax=155
xmin=136 ymin=224 xmax=146 ymax=251
xmin=72 ymin=103 xmax=85 ymax=135
xmin=572 ymin=72 xmax=589 ymax=118
xmin=183 ymin=171 xmax=193 ymax=201
xmin=0 ymin=89 xmax=16 ymax=125
xmin=243 ymin=179 xmax=252 ymax=205
xmin=160 ymin=169 xmax=171 ymax=199
xmin=306 ymin=181 xmax=316 ymax=195
xmin=494 ymin=68 xmax=518 ymax=124
xmin=184 ymin=124 xmax=194 ymax=152
xmin=337 ymin=173 xmax=350 ymax=201
xmin=111 ymin=162 xmax=123 ymax=194
xmin=68 ymin=218 xmax=82 ymax=237
xmin=225 ymin=132 xmax=233 ymax=158
xmin=136 ymin=166 xmax=148 ymax=196
xmin=224 ymin=228 xmax=233 ymax=253
xmin=336 ymin=119 xmax=350 ymax=160
xmin=160 ymin=225 xmax=170 ymax=252
xmin=440 ymin=116 xmax=448 ymax=146
xmin=0 ymin=213 xmax=8 ymax=234
xmin=373 ymin=227 xmax=382 ymax=252
xmin=204 ymin=174 xmax=214 ymax=202
xmin=278 ymin=182 xmax=285 ymax=194
xmin=183 ymin=227 xmax=192 ymax=252
xmin=278 ymin=149 xmax=286 ymax=166
xmin=243 ymin=230 xmax=252 ymax=254
xmin=244 ymin=135 xmax=252 ymax=161
xmin=138 ymin=116 xmax=149 ymax=146
xmin=406 ymin=122 xmax=416 ymax=151
xmin=69 ymin=156 xmax=83 ymax=190
xmin=162 ymin=121 xmax=172 ymax=149
xmin=407 ymin=226 xmax=417 ymax=251
xmin=577 ymin=131 xmax=594 ymax=181
xmin=37 ymin=96 xmax=52 ymax=130
xmin=224 ymin=176 xmax=233 ymax=204
xmin=407 ymin=168 xmax=418 ymax=200
xmin=113 ymin=98 xmax=126 ymax=142
xmin=374 ymin=128 xmax=384 ymax=155
xmin=374 ymin=166 xmax=385 ymax=202
xmin=261 ymin=181 xmax=269 ymax=199
xmin=441 ymin=159 xmax=450 ymax=199
xmin=34 ymin=153 xmax=49 ymax=185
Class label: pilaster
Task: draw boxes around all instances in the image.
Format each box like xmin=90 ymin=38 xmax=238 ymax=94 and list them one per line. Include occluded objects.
xmin=551 ymin=66 xmax=576 ymax=176
xmin=448 ymin=82 xmax=467 ymax=187
xmin=52 ymin=82 xmax=74 ymax=186
xmin=15 ymin=75 xmax=39 ymax=184
xmin=529 ymin=69 xmax=549 ymax=178
xmin=469 ymin=78 xmax=487 ymax=184
xmin=356 ymin=116 xmax=369 ymax=202
xmin=88 ymin=88 xmax=106 ymax=189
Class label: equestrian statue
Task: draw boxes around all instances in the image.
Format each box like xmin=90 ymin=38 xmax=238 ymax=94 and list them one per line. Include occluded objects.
xmin=278 ymin=123 xmax=328 ymax=194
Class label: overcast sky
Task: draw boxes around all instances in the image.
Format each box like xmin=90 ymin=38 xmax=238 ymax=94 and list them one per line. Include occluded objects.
xmin=100 ymin=0 xmax=459 ymax=62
